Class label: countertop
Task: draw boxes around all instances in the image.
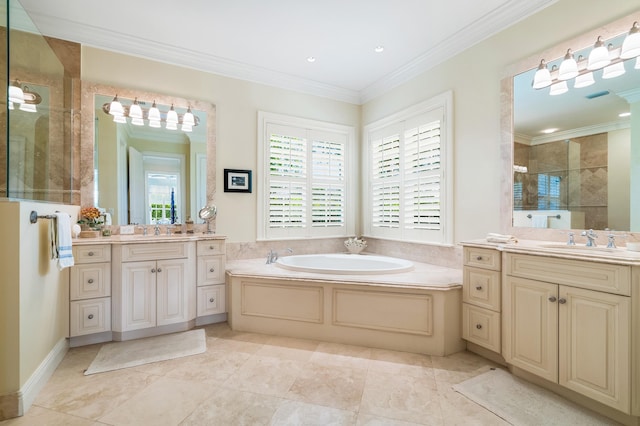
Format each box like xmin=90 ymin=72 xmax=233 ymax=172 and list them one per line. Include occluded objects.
xmin=71 ymin=233 xmax=226 ymax=245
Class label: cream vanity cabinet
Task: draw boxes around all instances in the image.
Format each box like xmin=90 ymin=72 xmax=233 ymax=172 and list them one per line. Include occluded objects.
xmin=461 ymin=245 xmax=501 ymax=353
xmin=196 ymin=239 xmax=226 ymax=321
xmin=111 ymin=241 xmax=196 ymax=339
xmin=503 ymin=252 xmax=631 ymax=413
xmin=69 ymin=244 xmax=112 ymax=345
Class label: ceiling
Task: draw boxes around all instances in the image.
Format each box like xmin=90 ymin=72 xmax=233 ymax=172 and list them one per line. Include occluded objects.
xmin=17 ymin=0 xmax=556 ymax=104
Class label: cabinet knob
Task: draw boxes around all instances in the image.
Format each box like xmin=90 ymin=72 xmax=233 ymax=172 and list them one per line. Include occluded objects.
xmin=475 ymin=285 xmax=482 ymax=291
xmin=558 ymin=298 xmax=567 ymax=304
xmin=88 ymin=314 xmax=94 ymax=320
xmin=476 ymin=256 xmax=482 ymax=261
xmin=548 ymin=296 xmax=557 ymax=302
xmin=476 ymin=324 xmax=482 ymax=329
xmin=209 ymin=268 xmax=215 ymax=272
xmin=157 ymin=268 xmax=162 ymax=273
xmin=88 ymin=278 xmax=94 ymax=284
xmin=209 ymin=245 xmax=214 ymax=250
xmin=88 ymin=251 xmax=94 ymax=256
xmin=151 ymin=268 xmax=156 ymax=273
xmin=209 ymin=297 xmax=215 ymax=303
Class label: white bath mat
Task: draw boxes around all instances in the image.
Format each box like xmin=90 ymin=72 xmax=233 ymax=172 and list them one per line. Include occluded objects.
xmin=453 ymin=368 xmax=618 ymax=425
xmin=84 ymin=329 xmax=206 ymax=375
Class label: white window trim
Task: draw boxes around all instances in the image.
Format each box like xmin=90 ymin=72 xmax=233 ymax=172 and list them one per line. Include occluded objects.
xmin=362 ymin=91 xmax=454 ymax=245
xmin=257 ymin=111 xmax=356 ymax=241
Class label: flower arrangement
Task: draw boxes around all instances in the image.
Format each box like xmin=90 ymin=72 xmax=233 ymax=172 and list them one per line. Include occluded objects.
xmin=344 ymin=237 xmax=367 ymax=254
xmin=78 ymin=206 xmax=103 ymax=229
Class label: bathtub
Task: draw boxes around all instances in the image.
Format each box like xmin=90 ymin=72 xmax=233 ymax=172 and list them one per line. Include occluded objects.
xmin=276 ymin=253 xmax=414 ymax=274
xmin=226 ymin=256 xmax=465 ymax=356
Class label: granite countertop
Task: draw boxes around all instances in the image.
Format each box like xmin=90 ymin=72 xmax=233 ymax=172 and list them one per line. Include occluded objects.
xmin=462 ymin=238 xmax=640 ymax=265
xmin=71 ymin=234 xmax=226 ymax=245
xmin=226 ymin=257 xmax=463 ymax=290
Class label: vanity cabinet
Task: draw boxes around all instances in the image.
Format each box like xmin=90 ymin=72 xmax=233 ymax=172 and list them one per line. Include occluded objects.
xmin=461 ymin=246 xmax=501 ymax=353
xmin=503 ymin=253 xmax=631 ymax=413
xmin=196 ymin=239 xmax=226 ymax=319
xmin=112 ymin=241 xmax=196 ymax=339
xmin=69 ymin=244 xmax=112 ymax=344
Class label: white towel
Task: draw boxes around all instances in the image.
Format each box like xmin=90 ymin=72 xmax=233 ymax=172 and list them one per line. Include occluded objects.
xmin=531 ymin=214 xmax=548 ymax=228
xmin=52 ymin=212 xmax=74 ymax=270
xmin=486 ymin=233 xmax=518 ymax=244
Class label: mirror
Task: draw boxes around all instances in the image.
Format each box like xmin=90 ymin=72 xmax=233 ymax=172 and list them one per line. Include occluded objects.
xmin=199 ymin=205 xmax=217 ymax=234
xmin=80 ymin=83 xmax=217 ymax=225
xmin=506 ymin=12 xmax=640 ymax=232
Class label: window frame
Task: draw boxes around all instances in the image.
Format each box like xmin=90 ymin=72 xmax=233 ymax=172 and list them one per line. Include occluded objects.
xmin=362 ymin=91 xmax=454 ymax=245
xmin=257 ymin=111 xmax=356 ymax=241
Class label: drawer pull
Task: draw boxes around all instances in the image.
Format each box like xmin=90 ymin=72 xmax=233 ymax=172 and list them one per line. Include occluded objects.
xmin=209 ymin=297 xmax=215 ymax=303
xmin=88 ymin=278 xmax=94 ymax=284
xmin=476 ymin=324 xmax=482 ymax=329
xmin=209 ymin=245 xmax=215 ymax=250
xmin=209 ymin=268 xmax=215 ymax=272
xmin=157 ymin=268 xmax=162 ymax=273
xmin=88 ymin=314 xmax=94 ymax=320
xmin=476 ymin=256 xmax=483 ymax=261
xmin=548 ymin=296 xmax=557 ymax=302
xmin=151 ymin=268 xmax=156 ymax=273
xmin=88 ymin=251 xmax=94 ymax=256
xmin=475 ymin=285 xmax=482 ymax=291
xmin=558 ymin=298 xmax=567 ymax=304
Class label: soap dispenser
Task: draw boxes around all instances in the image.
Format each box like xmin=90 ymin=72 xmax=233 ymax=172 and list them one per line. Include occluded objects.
xmin=186 ymin=216 xmax=194 ymax=234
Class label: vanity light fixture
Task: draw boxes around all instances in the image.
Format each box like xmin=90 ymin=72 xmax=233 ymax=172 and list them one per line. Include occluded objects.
xmin=558 ymin=49 xmax=578 ymax=80
xmin=102 ymin=97 xmax=199 ymax=132
xmin=549 ymin=80 xmax=568 ymax=96
xmin=602 ymin=60 xmax=626 ymax=79
xmin=8 ymin=80 xmax=25 ymax=105
xmin=8 ymin=80 xmax=42 ymax=112
xmin=108 ymin=95 xmax=124 ymax=117
xmin=587 ymin=36 xmax=610 ymax=70
xmin=532 ymin=60 xmax=552 ymax=89
xmin=620 ymin=21 xmax=640 ymax=59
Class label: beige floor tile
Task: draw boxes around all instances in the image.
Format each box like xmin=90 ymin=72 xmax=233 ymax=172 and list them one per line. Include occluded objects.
xmin=360 ymin=370 xmax=442 ymax=425
xmin=180 ymin=387 xmax=283 ymax=425
xmin=436 ymin=382 xmax=509 ymax=426
xmin=287 ymin=363 xmax=367 ymax=411
xmin=356 ymin=412 xmax=426 ymax=425
xmin=310 ymin=342 xmax=372 ymax=370
xmin=431 ymin=351 xmax=497 ymax=385
xmin=223 ymin=354 xmax=305 ymax=397
xmin=207 ymin=335 xmax=265 ymax=354
xmin=97 ymin=376 xmax=214 ymax=425
xmin=368 ymin=348 xmax=434 ymax=379
xmin=256 ymin=340 xmax=317 ymax=362
xmin=270 ymin=400 xmax=358 ymax=425
xmin=0 ymin=405 xmax=102 ymax=425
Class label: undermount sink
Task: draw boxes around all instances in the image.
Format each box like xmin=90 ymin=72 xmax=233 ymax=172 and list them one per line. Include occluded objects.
xmin=539 ymin=244 xmax=620 ymax=253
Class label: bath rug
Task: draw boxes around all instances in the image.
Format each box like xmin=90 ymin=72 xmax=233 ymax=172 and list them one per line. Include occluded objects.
xmin=84 ymin=329 xmax=206 ymax=375
xmin=453 ymin=368 xmax=618 ymax=425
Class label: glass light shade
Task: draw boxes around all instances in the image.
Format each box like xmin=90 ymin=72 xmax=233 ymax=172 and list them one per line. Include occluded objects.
xmin=149 ymin=119 xmax=161 ymax=128
xmin=166 ymin=106 xmax=178 ymax=124
xmin=129 ymin=101 xmax=143 ymax=119
xmin=620 ymin=22 xmax=640 ymax=59
xmin=8 ymin=83 xmax=24 ymax=104
xmin=574 ymin=72 xmax=595 ymax=88
xmin=558 ymin=50 xmax=578 ymax=80
xmin=182 ymin=108 xmax=195 ymax=126
xmin=131 ymin=117 xmax=144 ymax=126
xmin=587 ymin=37 xmax=610 ymax=70
xmin=532 ymin=60 xmax=552 ymax=89
xmin=602 ymin=61 xmax=625 ymax=79
xmin=549 ymin=81 xmax=568 ymax=96
xmin=8 ymin=102 xmax=13 ymax=110
xmin=113 ymin=115 xmax=127 ymax=124
xmin=148 ymin=102 xmax=161 ymax=122
xmin=19 ymin=102 xmax=37 ymax=112
xmin=166 ymin=121 xmax=178 ymax=130
xmin=181 ymin=123 xmax=193 ymax=132
xmin=109 ymin=96 xmax=124 ymax=116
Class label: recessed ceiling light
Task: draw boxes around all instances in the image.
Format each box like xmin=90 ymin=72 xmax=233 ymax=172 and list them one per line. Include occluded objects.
xmin=541 ymin=128 xmax=558 ymax=134
xmin=374 ymin=45 xmax=384 ymax=53
xmin=619 ymin=112 xmax=631 ymax=117
xmin=306 ymin=56 xmax=316 ymax=63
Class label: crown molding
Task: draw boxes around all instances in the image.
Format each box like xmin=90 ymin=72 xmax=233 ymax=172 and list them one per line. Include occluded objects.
xmin=529 ymin=120 xmax=630 ymax=145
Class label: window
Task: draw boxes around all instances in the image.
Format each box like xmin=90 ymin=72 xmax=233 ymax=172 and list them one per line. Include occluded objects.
xmin=363 ymin=92 xmax=453 ymax=244
xmin=258 ymin=112 xmax=355 ymax=240
xmin=537 ymin=174 xmax=561 ymax=210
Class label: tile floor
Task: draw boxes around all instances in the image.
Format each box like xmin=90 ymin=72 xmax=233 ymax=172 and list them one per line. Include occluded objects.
xmin=1 ymin=323 xmax=513 ymax=425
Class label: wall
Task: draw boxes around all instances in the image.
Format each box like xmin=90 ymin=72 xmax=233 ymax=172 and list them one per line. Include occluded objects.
xmin=0 ymin=200 xmax=79 ymax=419
xmin=608 ymin=128 xmax=630 ymax=230
xmin=362 ymin=0 xmax=639 ymax=242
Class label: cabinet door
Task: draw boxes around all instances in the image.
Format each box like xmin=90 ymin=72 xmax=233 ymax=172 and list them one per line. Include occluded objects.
xmin=156 ymin=258 xmax=193 ymax=326
xmin=503 ymin=276 xmax=558 ymax=382
xmin=121 ymin=261 xmax=156 ymax=331
xmin=559 ymin=286 xmax=630 ymax=413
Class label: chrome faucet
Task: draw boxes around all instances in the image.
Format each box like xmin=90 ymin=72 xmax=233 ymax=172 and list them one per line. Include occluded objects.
xmin=154 ymin=223 xmax=161 ymax=236
xmin=266 ymin=249 xmax=278 ymax=264
xmin=581 ymin=229 xmax=597 ymax=247
xmin=567 ymin=232 xmax=576 ymax=246
xmin=607 ymin=233 xmax=617 ymax=249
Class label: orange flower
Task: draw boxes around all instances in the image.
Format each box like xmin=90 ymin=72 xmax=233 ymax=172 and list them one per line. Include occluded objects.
xmin=79 ymin=206 xmax=102 ymax=224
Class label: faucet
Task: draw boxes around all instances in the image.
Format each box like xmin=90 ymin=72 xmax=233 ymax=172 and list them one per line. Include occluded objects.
xmin=154 ymin=223 xmax=161 ymax=236
xmin=266 ymin=249 xmax=278 ymax=264
xmin=581 ymin=229 xmax=597 ymax=247
xmin=607 ymin=233 xmax=617 ymax=249
xmin=566 ymin=232 xmax=576 ymax=246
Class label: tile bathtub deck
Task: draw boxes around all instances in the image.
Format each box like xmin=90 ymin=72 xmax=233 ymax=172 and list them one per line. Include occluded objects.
xmin=1 ymin=323 xmax=513 ymax=426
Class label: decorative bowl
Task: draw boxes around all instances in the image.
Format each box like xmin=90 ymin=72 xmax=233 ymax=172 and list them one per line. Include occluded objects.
xmin=344 ymin=237 xmax=367 ymax=254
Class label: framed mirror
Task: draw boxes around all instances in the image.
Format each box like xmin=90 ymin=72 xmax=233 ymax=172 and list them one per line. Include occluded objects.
xmin=502 ymin=11 xmax=640 ymax=233
xmin=80 ymin=83 xmax=216 ymax=225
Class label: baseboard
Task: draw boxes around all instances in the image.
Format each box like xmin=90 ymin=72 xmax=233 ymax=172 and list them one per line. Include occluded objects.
xmin=0 ymin=337 xmax=69 ymax=420
xmin=195 ymin=313 xmax=227 ymax=326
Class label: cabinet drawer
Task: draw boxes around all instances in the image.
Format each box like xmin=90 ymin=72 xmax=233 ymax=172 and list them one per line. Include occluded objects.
xmin=464 ymin=247 xmax=500 ymax=271
xmin=70 ymin=297 xmax=111 ymax=336
xmin=197 ymin=284 xmax=226 ymax=316
xmin=197 ymin=256 xmax=225 ymax=286
xmin=462 ymin=303 xmax=500 ymax=353
xmin=463 ymin=267 xmax=500 ymax=311
xmin=70 ymin=263 xmax=111 ymax=300
xmin=73 ymin=244 xmax=111 ymax=263
xmin=121 ymin=242 xmax=190 ymax=262
xmin=197 ymin=240 xmax=226 ymax=256
xmin=505 ymin=253 xmax=631 ymax=296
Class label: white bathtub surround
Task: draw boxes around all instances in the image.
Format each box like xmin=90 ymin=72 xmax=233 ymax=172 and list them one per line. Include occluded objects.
xmin=226 ymin=257 xmax=464 ymax=356
xmin=275 ymin=254 xmax=413 ymax=274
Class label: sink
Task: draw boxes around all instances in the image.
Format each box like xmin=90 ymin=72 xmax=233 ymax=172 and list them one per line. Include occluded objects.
xmin=539 ymin=244 xmax=620 ymax=253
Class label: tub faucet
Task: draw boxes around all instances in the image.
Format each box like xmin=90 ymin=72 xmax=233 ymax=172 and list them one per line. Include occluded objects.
xmin=154 ymin=223 xmax=161 ymax=236
xmin=266 ymin=249 xmax=278 ymax=264
xmin=581 ymin=229 xmax=597 ymax=247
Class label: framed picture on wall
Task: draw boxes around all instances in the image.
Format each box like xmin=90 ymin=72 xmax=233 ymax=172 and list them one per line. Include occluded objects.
xmin=224 ymin=169 xmax=252 ymax=193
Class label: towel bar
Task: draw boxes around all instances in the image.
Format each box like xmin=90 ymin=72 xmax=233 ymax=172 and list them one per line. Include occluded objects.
xmin=29 ymin=210 xmax=57 ymax=224
xmin=526 ymin=213 xmax=561 ymax=219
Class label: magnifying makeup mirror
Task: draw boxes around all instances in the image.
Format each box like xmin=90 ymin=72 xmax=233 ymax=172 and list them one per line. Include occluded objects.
xmin=198 ymin=205 xmax=217 ymax=234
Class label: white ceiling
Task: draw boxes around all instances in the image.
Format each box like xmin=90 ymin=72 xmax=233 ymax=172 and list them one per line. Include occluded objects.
xmin=17 ymin=0 xmax=555 ymax=104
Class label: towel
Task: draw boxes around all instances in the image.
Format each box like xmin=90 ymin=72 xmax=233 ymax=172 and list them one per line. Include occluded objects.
xmin=486 ymin=233 xmax=518 ymax=244
xmin=52 ymin=212 xmax=74 ymax=270
xmin=531 ymin=214 xmax=548 ymax=228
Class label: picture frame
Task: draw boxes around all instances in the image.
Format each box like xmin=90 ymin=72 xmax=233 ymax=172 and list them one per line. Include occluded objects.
xmin=224 ymin=169 xmax=252 ymax=193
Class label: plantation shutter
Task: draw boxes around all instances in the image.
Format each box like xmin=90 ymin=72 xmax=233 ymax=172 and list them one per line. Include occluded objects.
xmin=371 ymin=131 xmax=401 ymax=229
xmin=311 ymin=135 xmax=345 ymax=227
